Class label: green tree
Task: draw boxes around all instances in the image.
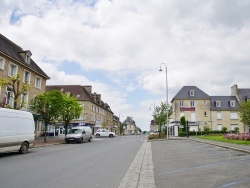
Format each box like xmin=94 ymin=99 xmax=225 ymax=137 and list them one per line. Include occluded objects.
xmin=180 ymin=116 xmax=186 ymax=132
xmin=222 ymin=126 xmax=227 ymax=132
xmin=0 ymin=74 xmax=29 ymax=109
xmin=238 ymin=100 xmax=250 ymax=132
xmin=59 ymin=94 xmax=82 ymax=136
xmin=153 ymin=102 xmax=167 ymax=137
xmin=30 ymin=90 xmax=64 ymax=143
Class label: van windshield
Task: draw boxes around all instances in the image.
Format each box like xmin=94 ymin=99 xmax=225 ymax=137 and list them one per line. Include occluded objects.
xmin=68 ymin=129 xmax=81 ymax=134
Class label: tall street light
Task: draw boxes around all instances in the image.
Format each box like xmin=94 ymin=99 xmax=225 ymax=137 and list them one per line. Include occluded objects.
xmin=159 ymin=63 xmax=169 ymax=139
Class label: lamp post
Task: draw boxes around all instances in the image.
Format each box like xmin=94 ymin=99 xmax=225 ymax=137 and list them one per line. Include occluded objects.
xmin=159 ymin=63 xmax=169 ymax=139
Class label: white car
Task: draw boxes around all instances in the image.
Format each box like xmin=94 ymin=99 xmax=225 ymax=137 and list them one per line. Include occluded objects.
xmin=95 ymin=129 xmax=115 ymax=138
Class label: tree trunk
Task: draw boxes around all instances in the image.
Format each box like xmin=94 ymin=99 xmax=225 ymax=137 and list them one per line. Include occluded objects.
xmin=44 ymin=124 xmax=47 ymax=143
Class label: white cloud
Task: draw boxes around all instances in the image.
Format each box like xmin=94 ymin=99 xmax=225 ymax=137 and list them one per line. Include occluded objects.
xmin=1 ymin=0 xmax=250 ymax=131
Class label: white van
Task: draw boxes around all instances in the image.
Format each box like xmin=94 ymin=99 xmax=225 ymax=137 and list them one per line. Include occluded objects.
xmin=65 ymin=126 xmax=92 ymax=143
xmin=0 ymin=108 xmax=35 ymax=154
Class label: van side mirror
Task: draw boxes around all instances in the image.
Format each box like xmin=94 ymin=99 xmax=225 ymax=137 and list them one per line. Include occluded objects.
xmin=82 ymin=131 xmax=85 ymax=134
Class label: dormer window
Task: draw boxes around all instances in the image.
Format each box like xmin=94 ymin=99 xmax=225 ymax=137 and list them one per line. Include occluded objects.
xmin=18 ymin=50 xmax=32 ymax=65
xmin=189 ymin=90 xmax=194 ymax=96
xmin=230 ymin=101 xmax=235 ymax=107
xmin=216 ymin=101 xmax=221 ymax=107
xmin=25 ymin=54 xmax=31 ymax=64
xmin=0 ymin=56 xmax=5 ymax=70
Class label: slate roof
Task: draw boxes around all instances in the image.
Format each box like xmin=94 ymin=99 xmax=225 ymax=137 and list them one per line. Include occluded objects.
xmin=46 ymin=85 xmax=113 ymax=113
xmin=237 ymin=88 xmax=250 ymax=102
xmin=171 ymin=86 xmax=210 ymax=102
xmin=0 ymin=33 xmax=49 ymax=79
xmin=210 ymin=96 xmax=239 ymax=111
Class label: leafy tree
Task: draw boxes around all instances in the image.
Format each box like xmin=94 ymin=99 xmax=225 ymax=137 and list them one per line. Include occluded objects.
xmin=59 ymin=94 xmax=82 ymax=136
xmin=153 ymin=102 xmax=168 ymax=137
xmin=180 ymin=116 xmax=186 ymax=132
xmin=30 ymin=90 xmax=64 ymax=142
xmin=0 ymin=74 xmax=29 ymax=109
xmin=238 ymin=100 xmax=250 ymax=132
xmin=204 ymin=126 xmax=210 ymax=134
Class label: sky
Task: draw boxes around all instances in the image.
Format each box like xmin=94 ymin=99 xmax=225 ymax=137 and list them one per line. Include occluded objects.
xmin=1 ymin=0 xmax=250 ymax=131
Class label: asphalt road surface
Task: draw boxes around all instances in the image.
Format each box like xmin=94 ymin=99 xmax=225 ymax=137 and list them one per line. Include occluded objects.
xmin=0 ymin=135 xmax=145 ymax=188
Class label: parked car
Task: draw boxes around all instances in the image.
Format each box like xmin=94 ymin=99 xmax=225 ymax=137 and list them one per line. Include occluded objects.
xmin=0 ymin=108 xmax=35 ymax=154
xmin=95 ymin=129 xmax=115 ymax=138
xmin=65 ymin=126 xmax=92 ymax=143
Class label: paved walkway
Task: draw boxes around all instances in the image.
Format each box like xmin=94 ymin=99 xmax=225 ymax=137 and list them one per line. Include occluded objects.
xmin=33 ymin=136 xmax=65 ymax=147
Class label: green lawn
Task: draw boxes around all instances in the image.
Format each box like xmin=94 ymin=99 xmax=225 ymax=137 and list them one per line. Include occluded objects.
xmin=195 ymin=135 xmax=250 ymax=145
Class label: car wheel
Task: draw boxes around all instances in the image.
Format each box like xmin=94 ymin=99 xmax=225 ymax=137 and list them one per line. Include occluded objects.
xmin=109 ymin=134 xmax=113 ymax=138
xmin=19 ymin=142 xmax=29 ymax=154
xmin=65 ymin=141 xmax=69 ymax=144
xmin=89 ymin=138 xmax=91 ymax=142
xmin=96 ymin=134 xmax=100 ymax=137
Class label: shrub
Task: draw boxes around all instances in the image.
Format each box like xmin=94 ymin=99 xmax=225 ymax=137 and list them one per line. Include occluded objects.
xmin=222 ymin=127 xmax=227 ymax=132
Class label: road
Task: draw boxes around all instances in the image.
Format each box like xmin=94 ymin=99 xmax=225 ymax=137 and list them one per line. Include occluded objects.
xmin=0 ymin=135 xmax=145 ymax=188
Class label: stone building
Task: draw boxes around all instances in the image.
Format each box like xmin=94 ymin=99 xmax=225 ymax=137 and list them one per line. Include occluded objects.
xmin=0 ymin=33 xmax=50 ymax=136
xmin=46 ymin=85 xmax=114 ymax=134
xmin=171 ymin=86 xmax=245 ymax=133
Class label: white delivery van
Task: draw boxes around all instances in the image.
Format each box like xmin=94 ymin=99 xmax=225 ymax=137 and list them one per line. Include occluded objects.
xmin=0 ymin=108 xmax=35 ymax=154
xmin=65 ymin=126 xmax=92 ymax=143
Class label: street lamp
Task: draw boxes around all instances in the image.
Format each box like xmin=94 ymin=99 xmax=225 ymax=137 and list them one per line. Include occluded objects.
xmin=159 ymin=63 xmax=169 ymax=139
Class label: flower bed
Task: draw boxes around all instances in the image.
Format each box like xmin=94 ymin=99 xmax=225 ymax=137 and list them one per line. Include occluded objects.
xmin=224 ymin=133 xmax=250 ymax=141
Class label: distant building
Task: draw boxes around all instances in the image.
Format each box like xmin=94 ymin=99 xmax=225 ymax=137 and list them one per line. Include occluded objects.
xmin=122 ymin=116 xmax=137 ymax=135
xmin=0 ymin=33 xmax=50 ymax=136
xmin=46 ymin=85 xmax=114 ymax=134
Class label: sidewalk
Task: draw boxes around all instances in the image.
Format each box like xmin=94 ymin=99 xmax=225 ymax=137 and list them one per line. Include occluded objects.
xmin=33 ymin=135 xmax=65 ymax=147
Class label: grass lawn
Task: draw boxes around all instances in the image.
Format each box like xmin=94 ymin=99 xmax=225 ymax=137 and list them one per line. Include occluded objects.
xmin=195 ymin=135 xmax=250 ymax=145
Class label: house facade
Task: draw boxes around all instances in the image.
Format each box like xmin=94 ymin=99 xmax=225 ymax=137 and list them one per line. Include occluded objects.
xmin=0 ymin=33 xmax=50 ymax=136
xmin=46 ymin=85 xmax=114 ymax=134
xmin=122 ymin=116 xmax=137 ymax=135
xmin=171 ymin=86 xmax=245 ymax=133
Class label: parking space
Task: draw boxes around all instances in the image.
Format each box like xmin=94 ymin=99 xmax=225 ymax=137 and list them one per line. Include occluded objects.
xmin=152 ymin=140 xmax=250 ymax=188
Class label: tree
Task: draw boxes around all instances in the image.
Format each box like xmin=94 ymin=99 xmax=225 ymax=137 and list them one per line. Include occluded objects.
xmin=30 ymin=90 xmax=64 ymax=142
xmin=59 ymin=94 xmax=82 ymax=136
xmin=0 ymin=74 xmax=29 ymax=109
xmin=180 ymin=116 xmax=186 ymax=132
xmin=238 ymin=100 xmax=250 ymax=132
xmin=153 ymin=102 xmax=168 ymax=137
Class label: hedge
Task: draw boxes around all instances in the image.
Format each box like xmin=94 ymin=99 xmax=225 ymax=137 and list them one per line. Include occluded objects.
xmin=178 ymin=130 xmax=237 ymax=137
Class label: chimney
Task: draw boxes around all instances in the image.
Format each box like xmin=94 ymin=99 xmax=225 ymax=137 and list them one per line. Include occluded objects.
xmin=83 ymin=85 xmax=92 ymax=94
xmin=231 ymin=84 xmax=238 ymax=96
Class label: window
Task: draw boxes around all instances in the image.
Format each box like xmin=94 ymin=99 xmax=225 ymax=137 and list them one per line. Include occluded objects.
xmin=20 ymin=92 xmax=29 ymax=110
xmin=189 ymin=90 xmax=194 ymax=96
xmin=8 ymin=63 xmax=18 ymax=77
xmin=191 ymin=112 xmax=196 ymax=121
xmin=23 ymin=70 xmax=31 ymax=84
xmin=204 ymin=112 xmax=207 ymax=117
xmin=180 ymin=101 xmax=184 ymax=107
xmin=35 ymin=76 xmax=41 ymax=89
xmin=204 ymin=100 xmax=207 ymax=106
xmin=217 ymin=124 xmax=222 ymax=131
xmin=217 ymin=112 xmax=222 ymax=119
xmin=6 ymin=87 xmax=14 ymax=108
xmin=230 ymin=124 xmax=238 ymax=131
xmin=230 ymin=112 xmax=238 ymax=120
xmin=0 ymin=56 xmax=5 ymax=69
xmin=216 ymin=101 xmax=221 ymax=107
xmin=230 ymin=101 xmax=235 ymax=107
xmin=180 ymin=112 xmax=184 ymax=118
xmin=190 ymin=101 xmax=195 ymax=107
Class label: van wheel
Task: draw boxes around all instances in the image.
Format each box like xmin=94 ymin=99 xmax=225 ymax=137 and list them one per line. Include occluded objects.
xmin=109 ymin=134 xmax=113 ymax=138
xmin=89 ymin=138 xmax=91 ymax=142
xmin=19 ymin=142 xmax=29 ymax=154
xmin=96 ymin=134 xmax=100 ymax=137
xmin=80 ymin=138 xmax=83 ymax=143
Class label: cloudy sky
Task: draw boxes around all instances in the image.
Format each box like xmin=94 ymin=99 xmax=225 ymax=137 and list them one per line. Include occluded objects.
xmin=1 ymin=0 xmax=250 ymax=131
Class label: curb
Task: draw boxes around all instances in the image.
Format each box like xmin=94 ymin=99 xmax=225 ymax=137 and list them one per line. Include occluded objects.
xmin=191 ymin=138 xmax=250 ymax=154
